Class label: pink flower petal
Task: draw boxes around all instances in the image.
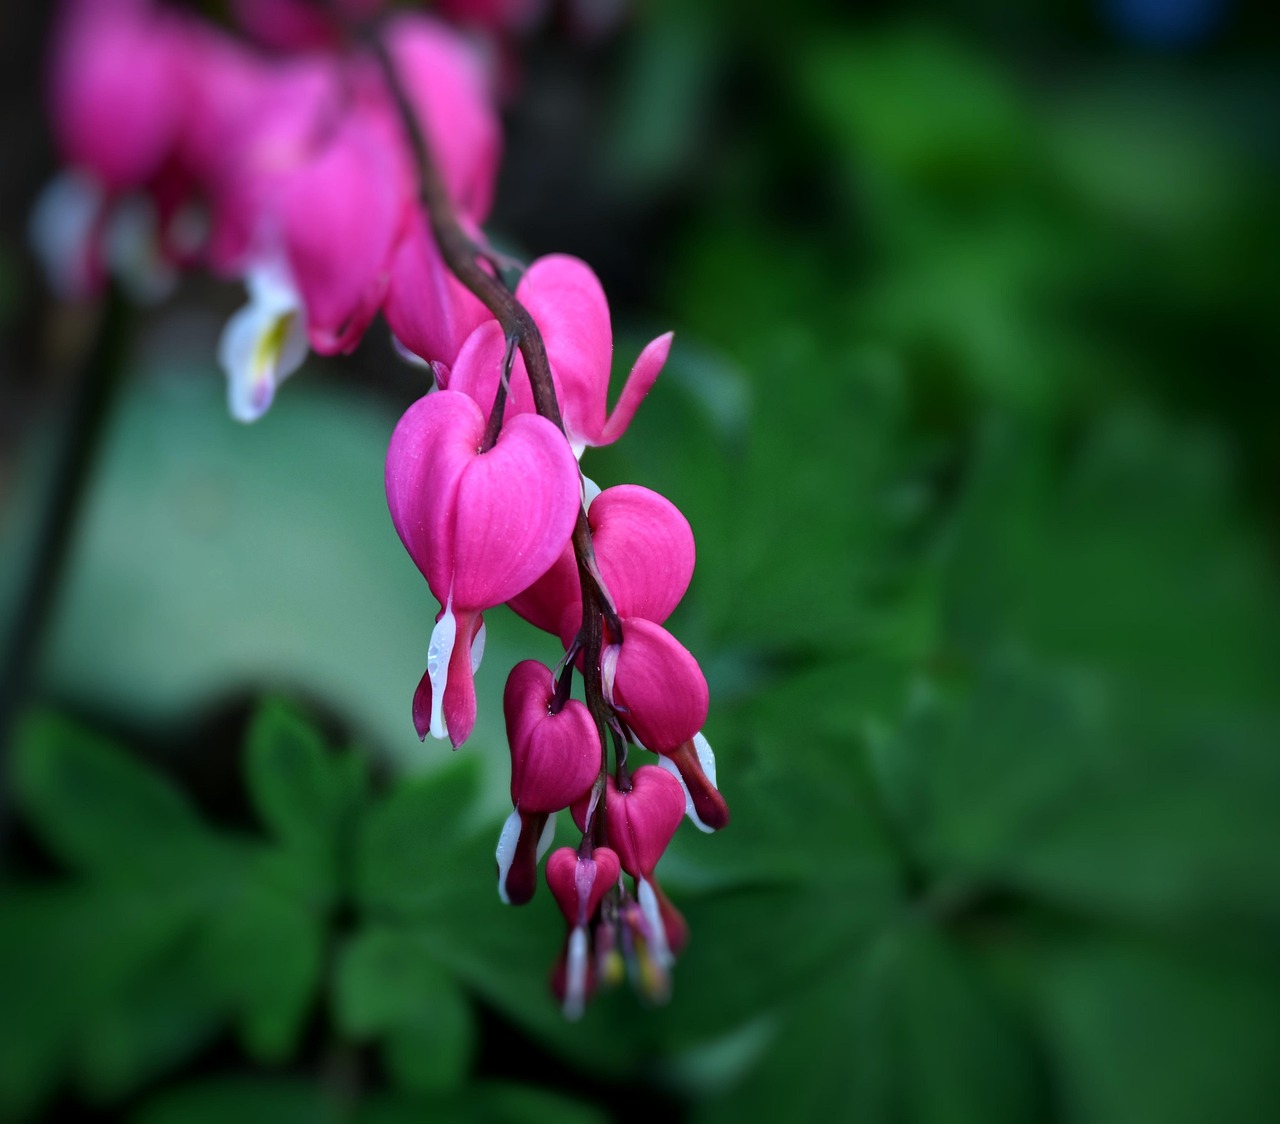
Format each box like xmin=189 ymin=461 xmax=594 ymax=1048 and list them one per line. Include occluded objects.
xmin=598 ymin=331 xmax=672 ymax=446
xmin=610 ymin=618 xmax=709 ymax=753
xmin=450 ymin=412 xmax=580 ymax=610
xmin=383 ymin=212 xmax=492 ymax=368
xmin=504 ymin=660 xmax=601 ymax=812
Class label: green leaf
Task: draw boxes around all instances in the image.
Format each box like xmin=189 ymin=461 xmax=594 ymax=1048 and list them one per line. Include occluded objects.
xmin=699 ymin=919 xmax=1037 ymax=1124
xmin=196 ymin=857 xmax=325 ymax=1062
xmin=131 ymin=1078 xmax=342 ymax=1124
xmin=11 ymin=712 xmax=216 ymax=883
xmin=244 ymin=697 xmax=364 ymax=898
xmin=74 ymin=951 xmax=222 ymax=1105
xmin=334 ymin=928 xmax=475 ymax=1095
xmin=381 ymin=1005 xmax=475 ymax=1098
xmin=354 ymin=759 xmax=484 ymax=921
xmin=0 ymin=883 xmax=195 ymax=1119
xmin=1027 ymin=936 xmax=1280 ymax=1124
xmin=335 ymin=928 xmax=467 ymax=1037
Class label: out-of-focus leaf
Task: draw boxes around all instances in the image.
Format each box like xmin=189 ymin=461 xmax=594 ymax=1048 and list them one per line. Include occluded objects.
xmin=1027 ymin=936 xmax=1280 ymax=1124
xmin=74 ymin=952 xmax=221 ymax=1105
xmin=196 ymin=858 xmax=325 ymax=1062
xmin=130 ymin=1078 xmax=342 ymax=1124
xmin=355 ymin=758 xmax=484 ymax=921
xmin=381 ymin=1005 xmax=474 ymax=1098
xmin=0 ymin=884 xmax=194 ymax=1119
xmin=803 ymin=28 xmax=1032 ymax=200
xmin=244 ymin=697 xmax=364 ymax=899
xmin=11 ymin=712 xmax=218 ymax=884
xmin=699 ymin=918 xmax=1036 ymax=1124
xmin=353 ymin=1084 xmax=608 ymax=1124
xmin=335 ymin=928 xmax=475 ymax=1094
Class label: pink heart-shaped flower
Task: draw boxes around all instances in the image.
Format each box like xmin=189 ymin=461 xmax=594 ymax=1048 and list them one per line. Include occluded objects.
xmin=573 ymin=766 xmax=684 ymax=880
xmin=609 ymin=618 xmax=709 ymax=753
xmin=504 ymin=660 xmax=601 ymax=813
xmin=508 ymin=485 xmax=695 ymax=640
xmin=385 ymin=388 xmax=579 ymax=612
xmin=546 ymin=845 xmax=620 ymax=927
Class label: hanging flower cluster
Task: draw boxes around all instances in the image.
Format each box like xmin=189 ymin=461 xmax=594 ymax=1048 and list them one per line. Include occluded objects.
xmin=38 ymin=0 xmax=726 ymax=1016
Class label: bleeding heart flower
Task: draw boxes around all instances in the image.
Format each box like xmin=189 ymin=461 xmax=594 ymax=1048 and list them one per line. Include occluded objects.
xmin=573 ymin=767 xmax=685 ymax=970
xmin=377 ymin=13 xmax=502 ymax=223
xmin=383 ymin=212 xmax=493 ymax=370
xmin=574 ymin=767 xmax=684 ymax=882
xmin=49 ymin=0 xmax=185 ymax=193
xmin=493 ymin=660 xmax=602 ymax=905
xmin=386 ymin=389 xmax=579 ymax=746
xmin=546 ymin=845 xmax=620 ymax=1019
xmin=444 ymin=255 xmax=673 ymax=455
xmin=504 ymin=661 xmax=601 ymax=812
xmin=605 ymin=618 xmax=709 ymax=754
xmin=508 ymin=484 xmax=694 ymax=641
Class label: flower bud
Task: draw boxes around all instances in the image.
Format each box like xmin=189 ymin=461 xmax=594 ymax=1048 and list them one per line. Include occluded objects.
xmin=574 ymin=767 xmax=685 ymax=882
xmin=504 ymin=660 xmax=600 ymax=813
xmin=606 ymin=619 xmax=709 ymax=754
xmin=508 ymin=484 xmax=694 ymax=641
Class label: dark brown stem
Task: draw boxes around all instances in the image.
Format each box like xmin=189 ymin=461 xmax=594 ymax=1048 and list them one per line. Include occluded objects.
xmin=480 ymin=332 xmax=517 ymax=452
xmin=373 ymin=38 xmax=618 ymax=839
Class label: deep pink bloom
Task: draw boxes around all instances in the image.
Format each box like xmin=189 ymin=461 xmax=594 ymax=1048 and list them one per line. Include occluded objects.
xmin=605 ymin=618 xmax=709 ymax=754
xmin=509 ymin=484 xmax=694 ymax=639
xmin=48 ymin=0 xmax=185 ymax=193
xmin=505 ymin=661 xmax=601 ymax=812
xmin=377 ymin=14 xmax=502 ymax=224
xmin=445 ymin=255 xmax=673 ymax=452
xmin=494 ymin=660 xmax=602 ymax=904
xmin=546 ymin=845 xmax=620 ymax=1018
xmin=574 ymin=767 xmax=684 ymax=882
xmin=382 ymin=213 xmax=492 ymax=370
xmin=275 ymin=107 xmax=412 ymax=354
xmin=573 ymin=767 xmax=685 ymax=970
xmin=386 ymin=389 xmax=579 ymax=747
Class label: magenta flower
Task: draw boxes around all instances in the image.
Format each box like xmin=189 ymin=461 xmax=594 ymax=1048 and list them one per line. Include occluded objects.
xmin=445 ymin=255 xmax=673 ymax=453
xmin=604 ymin=618 xmax=708 ymax=753
xmin=386 ymin=389 xmax=580 ymax=747
xmin=508 ymin=483 xmax=695 ymax=640
xmin=495 ymin=660 xmax=602 ymax=905
xmin=48 ymin=0 xmax=184 ymax=194
xmin=546 ymin=845 xmax=621 ymax=1018
xmin=382 ymin=213 xmax=492 ymax=372
xmin=574 ymin=766 xmax=686 ymax=970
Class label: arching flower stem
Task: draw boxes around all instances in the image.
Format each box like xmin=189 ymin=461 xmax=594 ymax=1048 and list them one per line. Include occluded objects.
xmin=374 ymin=35 xmax=619 ymax=846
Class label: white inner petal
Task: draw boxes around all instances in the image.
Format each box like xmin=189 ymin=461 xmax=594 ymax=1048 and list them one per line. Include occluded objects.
xmin=426 ymin=601 xmax=457 ymax=742
xmin=494 ymin=809 xmax=522 ymax=906
xmin=563 ymin=925 xmax=589 ymax=1021
xmin=601 ymin=644 xmax=621 ymax=708
xmin=580 ymin=471 xmax=602 ymax=508
xmin=694 ymin=731 xmax=718 ymax=787
xmin=470 ymin=621 xmax=487 ymax=674
xmin=657 ymin=754 xmax=713 ymax=834
xmin=217 ymin=264 xmax=308 ymax=423
xmin=638 ymin=876 xmax=673 ymax=969
xmin=536 ymin=813 xmax=557 ymax=862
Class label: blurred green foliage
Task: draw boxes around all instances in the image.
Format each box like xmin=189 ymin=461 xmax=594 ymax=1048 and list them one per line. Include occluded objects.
xmin=5 ymin=0 xmax=1280 ymax=1121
